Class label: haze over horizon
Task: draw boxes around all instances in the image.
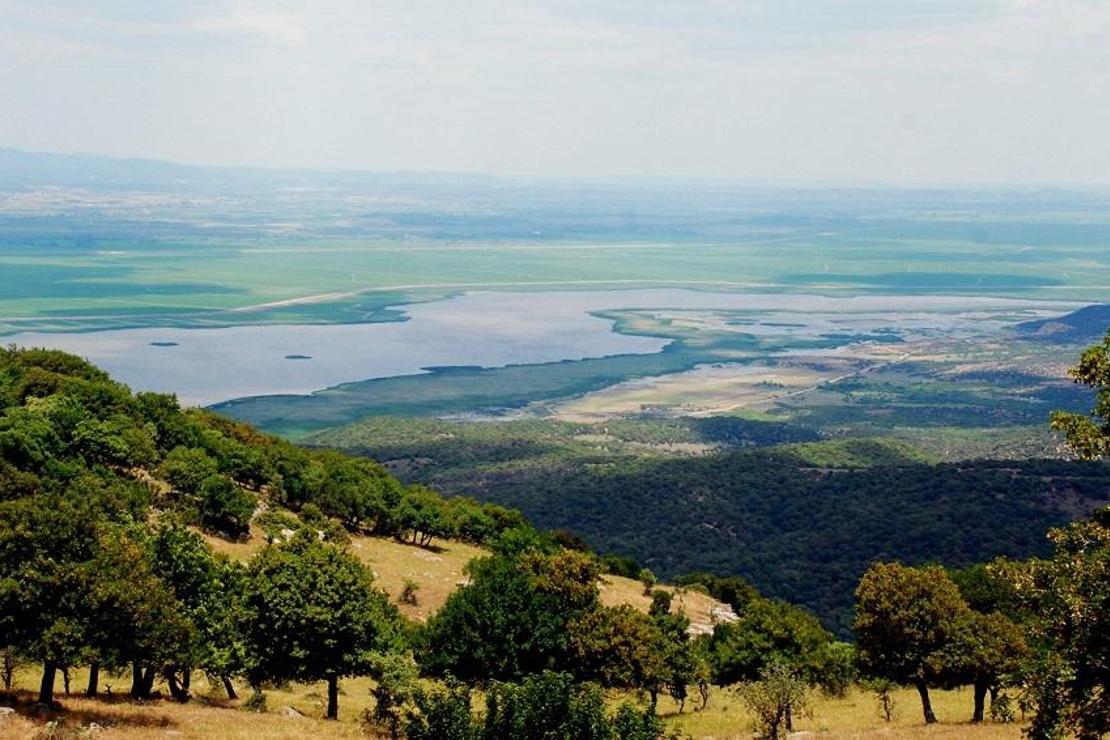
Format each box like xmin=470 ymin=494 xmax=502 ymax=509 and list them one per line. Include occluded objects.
xmin=2 ymin=0 xmax=1109 ymax=185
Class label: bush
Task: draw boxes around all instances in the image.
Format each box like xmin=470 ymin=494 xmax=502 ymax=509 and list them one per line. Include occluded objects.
xmin=610 ymin=702 xmax=665 ymax=740
xmin=483 ymin=672 xmax=610 ymax=740
xmin=363 ymin=653 xmax=420 ymax=740
xmin=405 ymin=680 xmax=478 ymax=740
xmin=737 ymin=664 xmax=811 ymax=740
xmin=862 ymin=677 xmax=897 ymax=723
xmin=400 ymin=578 xmax=420 ymax=606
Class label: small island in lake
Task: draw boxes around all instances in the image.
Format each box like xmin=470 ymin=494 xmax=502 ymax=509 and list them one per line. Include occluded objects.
xmin=285 ymin=354 xmax=312 ymax=360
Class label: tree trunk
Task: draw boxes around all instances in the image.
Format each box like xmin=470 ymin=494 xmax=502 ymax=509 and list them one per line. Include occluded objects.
xmin=38 ymin=661 xmax=56 ymax=706
xmin=2 ymin=653 xmax=15 ymax=691
xmin=326 ymin=674 xmax=339 ymax=720
xmin=142 ymin=665 xmax=156 ymax=697
xmin=915 ymin=679 xmax=937 ymax=724
xmin=182 ymin=669 xmax=191 ymax=693
xmin=131 ymin=662 xmax=144 ymax=698
xmin=649 ymin=688 xmax=658 ymax=711
xmin=61 ymin=666 xmax=71 ymax=696
xmin=86 ymin=662 xmax=99 ymax=697
xmin=222 ymin=676 xmax=238 ymax=700
xmin=132 ymin=662 xmax=156 ymax=699
xmin=972 ymin=679 xmax=988 ymax=723
xmin=785 ymin=702 xmax=794 ymax=732
xmin=165 ymin=669 xmax=187 ymax=702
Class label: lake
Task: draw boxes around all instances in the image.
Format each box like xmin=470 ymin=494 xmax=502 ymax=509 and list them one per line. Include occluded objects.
xmin=7 ymin=289 xmax=1077 ymax=406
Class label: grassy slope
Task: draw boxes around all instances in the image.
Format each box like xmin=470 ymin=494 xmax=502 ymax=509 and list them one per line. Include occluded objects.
xmin=199 ymin=527 xmax=726 ymax=629
xmin=0 ymin=671 xmax=1024 ymax=739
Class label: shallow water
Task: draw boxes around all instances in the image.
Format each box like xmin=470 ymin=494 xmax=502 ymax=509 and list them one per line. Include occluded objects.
xmin=7 ymin=289 xmax=1076 ymax=406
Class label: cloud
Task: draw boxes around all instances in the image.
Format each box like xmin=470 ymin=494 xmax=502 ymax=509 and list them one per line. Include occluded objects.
xmin=0 ymin=0 xmax=1108 ymax=183
xmin=193 ymin=8 xmax=307 ymax=46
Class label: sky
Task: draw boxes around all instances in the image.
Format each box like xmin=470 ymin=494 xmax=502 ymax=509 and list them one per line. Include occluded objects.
xmin=1 ymin=0 xmax=1109 ymax=184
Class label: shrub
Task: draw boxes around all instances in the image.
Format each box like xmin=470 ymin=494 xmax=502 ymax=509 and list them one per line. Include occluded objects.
xmin=737 ymin=664 xmax=811 ymax=740
xmin=400 ymin=578 xmax=420 ymax=606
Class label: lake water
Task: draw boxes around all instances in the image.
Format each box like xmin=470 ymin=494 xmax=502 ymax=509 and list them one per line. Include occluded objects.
xmin=7 ymin=289 xmax=1077 ymax=406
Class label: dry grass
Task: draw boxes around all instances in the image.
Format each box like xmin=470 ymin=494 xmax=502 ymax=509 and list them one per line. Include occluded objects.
xmin=658 ymin=684 xmax=1024 ymax=739
xmin=348 ymin=536 xmax=487 ymax=621
xmin=598 ymin=575 xmax=729 ymax=634
xmin=1 ymin=672 xmax=1026 ymax=740
xmin=199 ymin=527 xmax=728 ymax=623
xmin=198 ymin=526 xmax=484 ymax=621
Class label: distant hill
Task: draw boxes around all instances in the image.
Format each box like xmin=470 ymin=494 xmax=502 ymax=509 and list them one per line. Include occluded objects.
xmin=1016 ymin=303 xmax=1110 ymax=342
xmin=0 ymin=146 xmax=495 ymax=193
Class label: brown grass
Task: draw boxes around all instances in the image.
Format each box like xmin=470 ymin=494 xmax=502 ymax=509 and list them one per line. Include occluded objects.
xmin=199 ymin=527 xmax=728 ymax=623
xmin=658 ymin=684 xmax=1025 ymax=739
xmin=1 ymin=673 xmax=1026 ymax=740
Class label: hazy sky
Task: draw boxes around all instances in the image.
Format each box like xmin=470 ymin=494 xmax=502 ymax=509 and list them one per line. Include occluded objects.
xmin=2 ymin=0 xmax=1109 ymax=183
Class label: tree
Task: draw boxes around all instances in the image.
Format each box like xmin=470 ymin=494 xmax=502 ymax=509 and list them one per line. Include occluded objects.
xmin=568 ymin=605 xmax=666 ymax=694
xmin=1050 ymin=329 xmax=1110 ymax=459
xmin=150 ymin=524 xmax=249 ymax=701
xmin=656 ymin=611 xmax=697 ymax=713
xmin=419 ymin=549 xmax=600 ymax=683
xmin=1 ymin=646 xmax=20 ymax=692
xmin=648 ymin=589 xmax=673 ymax=619
xmin=89 ymin=527 xmax=191 ymax=702
xmin=0 ymin=493 xmax=98 ymax=706
xmin=314 ymin=453 xmax=403 ymax=533
xmin=709 ymin=598 xmax=838 ymax=689
xmin=242 ymin=536 xmax=401 ymax=719
xmin=400 ymin=578 xmax=420 ymax=606
xmin=949 ymin=611 xmax=1027 ymax=723
xmin=638 ymin=568 xmax=657 ymax=596
xmin=157 ymin=446 xmax=219 ymax=496
xmin=396 ymin=485 xmax=455 ymax=547
xmin=854 ymin=563 xmax=970 ymax=724
xmin=197 ymin=474 xmax=255 ymax=538
xmin=1016 ymin=508 xmax=1109 ymax=739
xmin=673 ymin=572 xmax=760 ymax=613
xmin=863 ymin=677 xmax=898 ymax=723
